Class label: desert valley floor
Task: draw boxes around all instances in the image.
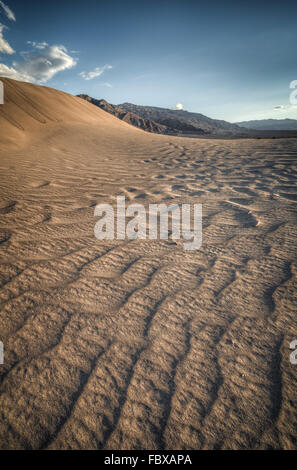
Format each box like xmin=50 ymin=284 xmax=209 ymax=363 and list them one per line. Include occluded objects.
xmin=0 ymin=78 xmax=296 ymax=450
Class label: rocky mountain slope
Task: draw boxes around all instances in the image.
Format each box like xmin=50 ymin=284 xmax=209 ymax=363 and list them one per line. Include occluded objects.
xmin=77 ymin=95 xmax=168 ymax=134
xmin=77 ymin=96 xmax=244 ymax=136
xmin=119 ymin=103 xmax=243 ymax=135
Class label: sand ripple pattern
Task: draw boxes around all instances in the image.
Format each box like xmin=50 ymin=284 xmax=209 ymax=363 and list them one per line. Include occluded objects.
xmin=0 ymin=131 xmax=297 ymax=449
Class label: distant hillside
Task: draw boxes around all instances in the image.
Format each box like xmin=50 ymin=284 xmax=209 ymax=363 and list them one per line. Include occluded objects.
xmin=119 ymin=103 xmax=243 ymax=135
xmin=77 ymin=95 xmax=168 ymax=134
xmin=77 ymin=96 xmax=245 ymax=136
xmin=76 ymin=96 xmax=297 ymax=137
xmin=237 ymin=118 xmax=297 ymax=131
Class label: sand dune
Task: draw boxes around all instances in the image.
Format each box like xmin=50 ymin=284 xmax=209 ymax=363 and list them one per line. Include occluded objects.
xmin=0 ymin=78 xmax=296 ymax=450
xmin=0 ymin=77 xmax=144 ymax=149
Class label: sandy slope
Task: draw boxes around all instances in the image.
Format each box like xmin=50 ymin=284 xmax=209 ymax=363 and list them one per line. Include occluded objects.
xmin=0 ymin=78 xmax=296 ymax=450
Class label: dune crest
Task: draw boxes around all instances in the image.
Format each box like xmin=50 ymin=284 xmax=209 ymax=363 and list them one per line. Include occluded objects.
xmin=0 ymin=77 xmax=143 ymax=148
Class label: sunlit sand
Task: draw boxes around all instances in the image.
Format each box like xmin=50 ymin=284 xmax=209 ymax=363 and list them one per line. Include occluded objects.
xmin=0 ymin=78 xmax=296 ymax=449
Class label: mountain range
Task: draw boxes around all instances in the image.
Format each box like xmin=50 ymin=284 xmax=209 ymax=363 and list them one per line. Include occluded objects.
xmin=119 ymin=103 xmax=243 ymax=135
xmin=77 ymin=94 xmax=297 ymax=137
xmin=236 ymin=118 xmax=297 ymax=131
xmin=77 ymin=95 xmax=243 ymax=136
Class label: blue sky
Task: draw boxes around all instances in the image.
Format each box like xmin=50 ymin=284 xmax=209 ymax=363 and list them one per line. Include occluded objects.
xmin=0 ymin=0 xmax=297 ymax=122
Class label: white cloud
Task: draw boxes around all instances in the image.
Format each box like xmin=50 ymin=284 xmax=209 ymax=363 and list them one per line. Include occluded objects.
xmin=0 ymin=23 xmax=14 ymax=54
xmin=0 ymin=44 xmax=77 ymax=83
xmin=175 ymin=103 xmax=183 ymax=110
xmin=0 ymin=62 xmax=28 ymax=80
xmin=27 ymin=41 xmax=48 ymax=50
xmin=0 ymin=1 xmax=15 ymax=22
xmin=79 ymin=64 xmax=112 ymax=80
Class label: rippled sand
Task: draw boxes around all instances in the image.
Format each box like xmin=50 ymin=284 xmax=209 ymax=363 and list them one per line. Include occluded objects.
xmin=0 ymin=78 xmax=296 ymax=449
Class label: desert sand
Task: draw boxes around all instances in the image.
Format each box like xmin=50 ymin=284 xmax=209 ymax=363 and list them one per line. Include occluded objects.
xmin=0 ymin=78 xmax=296 ymax=450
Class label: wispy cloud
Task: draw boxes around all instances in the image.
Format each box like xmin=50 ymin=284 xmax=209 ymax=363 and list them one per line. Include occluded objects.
xmin=274 ymin=104 xmax=297 ymax=110
xmin=0 ymin=1 xmax=15 ymax=22
xmin=0 ymin=43 xmax=77 ymax=83
xmin=0 ymin=23 xmax=14 ymax=54
xmin=79 ymin=64 xmax=112 ymax=80
xmin=27 ymin=41 xmax=48 ymax=50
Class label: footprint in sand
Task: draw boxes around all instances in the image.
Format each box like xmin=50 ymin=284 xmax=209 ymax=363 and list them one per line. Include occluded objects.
xmin=0 ymin=201 xmax=17 ymax=214
xmin=29 ymin=181 xmax=51 ymax=188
